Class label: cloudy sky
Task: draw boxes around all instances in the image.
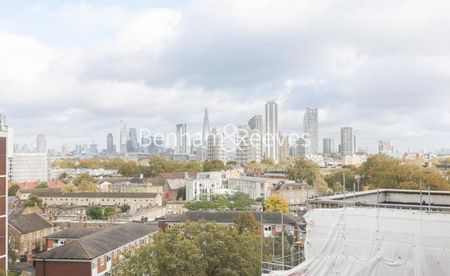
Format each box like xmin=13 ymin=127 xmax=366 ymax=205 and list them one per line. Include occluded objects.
xmin=1 ymin=0 xmax=450 ymax=153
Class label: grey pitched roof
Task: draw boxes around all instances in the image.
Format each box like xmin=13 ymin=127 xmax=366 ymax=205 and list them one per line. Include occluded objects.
xmin=28 ymin=190 xmax=159 ymax=199
xmin=9 ymin=213 xmax=53 ymax=234
xmin=165 ymin=211 xmax=300 ymax=225
xmin=45 ymin=227 xmax=103 ymax=239
xmin=96 ymin=177 xmax=148 ymax=185
xmin=35 ymin=223 xmax=159 ymax=260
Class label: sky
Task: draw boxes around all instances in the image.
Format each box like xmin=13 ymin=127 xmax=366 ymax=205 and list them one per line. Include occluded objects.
xmin=1 ymin=0 xmax=450 ymax=153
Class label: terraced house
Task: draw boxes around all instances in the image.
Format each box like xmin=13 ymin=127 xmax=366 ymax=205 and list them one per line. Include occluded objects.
xmin=34 ymin=223 xmax=159 ymax=276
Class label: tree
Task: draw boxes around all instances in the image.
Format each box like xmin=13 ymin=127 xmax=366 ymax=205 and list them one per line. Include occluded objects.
xmin=23 ymin=194 xmax=43 ymax=208
xmin=324 ymin=168 xmax=357 ymax=192
xmin=73 ymin=173 xmax=99 ymax=192
xmin=86 ymin=205 xmax=104 ymax=220
xmin=231 ymin=193 xmax=256 ymax=211
xmin=234 ymin=212 xmax=261 ymax=235
xmin=36 ymin=182 xmax=48 ymax=189
xmin=114 ymin=221 xmax=260 ymax=276
xmin=52 ymin=159 xmax=77 ymax=168
xmin=203 ymin=160 xmax=225 ymax=172
xmin=8 ymin=183 xmax=20 ymax=197
xmin=264 ymin=195 xmax=289 ymax=213
xmin=360 ymin=155 xmax=449 ymax=191
xmin=62 ymin=183 xmax=78 ymax=193
xmin=177 ymin=186 xmax=186 ymax=200
xmin=103 ymin=207 xmax=117 ymax=219
xmin=287 ymin=157 xmax=330 ymax=194
xmin=120 ymin=204 xmax=130 ymax=213
xmin=58 ymin=172 xmax=69 ymax=184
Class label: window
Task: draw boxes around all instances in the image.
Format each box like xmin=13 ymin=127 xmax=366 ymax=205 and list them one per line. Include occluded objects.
xmin=99 ymin=256 xmax=104 ymax=266
xmin=276 ymin=225 xmax=281 ymax=231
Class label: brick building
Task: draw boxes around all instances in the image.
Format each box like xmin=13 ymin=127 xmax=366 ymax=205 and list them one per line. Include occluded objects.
xmin=0 ymin=116 xmax=8 ymax=270
xmin=34 ymin=223 xmax=159 ymax=276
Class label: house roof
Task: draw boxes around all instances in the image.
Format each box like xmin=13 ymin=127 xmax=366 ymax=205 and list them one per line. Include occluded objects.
xmin=25 ymin=190 xmax=160 ymax=199
xmin=9 ymin=213 xmax=53 ymax=234
xmin=16 ymin=181 xmax=65 ymax=189
xmin=165 ymin=211 xmax=300 ymax=225
xmin=273 ymin=182 xmax=311 ymax=191
xmin=158 ymin=172 xmax=197 ymax=180
xmin=45 ymin=227 xmax=104 ymax=240
xmin=96 ymin=177 xmax=148 ymax=185
xmin=35 ymin=223 xmax=159 ymax=260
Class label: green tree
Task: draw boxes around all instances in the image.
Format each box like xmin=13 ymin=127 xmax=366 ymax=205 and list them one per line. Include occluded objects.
xmin=287 ymin=157 xmax=330 ymax=194
xmin=52 ymin=159 xmax=77 ymax=168
xmin=86 ymin=205 xmax=104 ymax=220
xmin=177 ymin=186 xmax=186 ymax=200
xmin=231 ymin=193 xmax=256 ymax=211
xmin=324 ymin=168 xmax=357 ymax=192
xmin=103 ymin=207 xmax=117 ymax=219
xmin=36 ymin=182 xmax=48 ymax=189
xmin=120 ymin=204 xmax=130 ymax=213
xmin=203 ymin=160 xmax=225 ymax=172
xmin=8 ymin=183 xmax=20 ymax=197
xmin=62 ymin=183 xmax=78 ymax=193
xmin=23 ymin=194 xmax=43 ymax=208
xmin=73 ymin=173 xmax=98 ymax=192
xmin=114 ymin=221 xmax=260 ymax=276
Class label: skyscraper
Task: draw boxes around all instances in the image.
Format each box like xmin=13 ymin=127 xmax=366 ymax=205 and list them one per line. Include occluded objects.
xmin=119 ymin=121 xmax=127 ymax=154
xmin=0 ymin=115 xmax=8 ymax=270
xmin=236 ymin=125 xmax=262 ymax=164
xmin=264 ymin=100 xmax=278 ymax=162
xmin=107 ymin=133 xmax=115 ymax=154
xmin=36 ymin=134 xmax=46 ymax=153
xmin=127 ymin=128 xmax=139 ymax=153
xmin=248 ymin=115 xmax=264 ymax=161
xmin=378 ymin=140 xmax=392 ymax=155
xmin=303 ymin=108 xmax=318 ymax=155
xmin=176 ymin=124 xmax=188 ymax=154
xmin=207 ymin=128 xmax=226 ymax=163
xmin=340 ymin=127 xmax=353 ymax=157
xmin=202 ymin=108 xmax=210 ymax=147
xmin=323 ymin=138 xmax=335 ymax=156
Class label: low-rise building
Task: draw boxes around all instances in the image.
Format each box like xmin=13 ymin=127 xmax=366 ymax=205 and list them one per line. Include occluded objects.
xmin=161 ymin=211 xmax=302 ymax=239
xmin=228 ymin=176 xmax=283 ymax=200
xmin=272 ymin=182 xmax=318 ymax=212
xmin=185 ymin=171 xmax=232 ymax=201
xmin=154 ymin=172 xmax=197 ymax=201
xmin=9 ymin=213 xmax=54 ymax=259
xmin=45 ymin=228 xmax=103 ymax=250
xmin=96 ymin=177 xmax=162 ymax=193
xmin=19 ymin=189 xmax=163 ymax=212
xmin=34 ymin=223 xmax=159 ymax=276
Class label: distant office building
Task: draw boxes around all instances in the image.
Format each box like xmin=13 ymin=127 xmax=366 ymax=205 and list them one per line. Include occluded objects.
xmin=248 ymin=115 xmax=264 ymax=159
xmin=127 ymin=128 xmax=139 ymax=153
xmin=0 ymin=114 xmax=8 ymax=270
xmin=148 ymin=137 xmax=164 ymax=155
xmin=264 ymin=101 xmax=278 ymax=162
xmin=36 ymin=134 xmax=46 ymax=153
xmin=176 ymin=124 xmax=188 ymax=154
xmin=303 ymin=108 xmax=318 ymax=155
xmin=9 ymin=152 xmax=48 ymax=182
xmin=106 ymin=133 xmax=115 ymax=154
xmin=236 ymin=125 xmax=261 ymax=164
xmin=207 ymin=128 xmax=226 ymax=163
xmin=202 ymin=108 xmax=210 ymax=147
xmin=378 ymin=140 xmax=392 ymax=155
xmin=119 ymin=120 xmax=128 ymax=154
xmin=323 ymin=138 xmax=335 ymax=156
xmin=89 ymin=143 xmax=98 ymax=154
xmin=278 ymin=133 xmax=289 ymax=161
xmin=340 ymin=127 xmax=353 ymax=157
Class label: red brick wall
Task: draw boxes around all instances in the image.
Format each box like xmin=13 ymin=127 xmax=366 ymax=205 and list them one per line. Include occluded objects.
xmin=97 ymin=255 xmax=107 ymax=274
xmin=0 ymin=137 xmax=6 ymax=271
xmin=35 ymin=261 xmax=92 ymax=276
xmin=46 ymin=239 xmax=54 ymax=250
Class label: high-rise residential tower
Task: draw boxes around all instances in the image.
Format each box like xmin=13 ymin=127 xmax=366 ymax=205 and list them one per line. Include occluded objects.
xmin=340 ymin=127 xmax=353 ymax=157
xmin=0 ymin=114 xmax=8 ymax=270
xmin=264 ymin=100 xmax=278 ymax=162
xmin=127 ymin=128 xmax=139 ymax=153
xmin=378 ymin=140 xmax=392 ymax=155
xmin=207 ymin=128 xmax=226 ymax=163
xmin=323 ymin=138 xmax=335 ymax=156
xmin=303 ymin=108 xmax=318 ymax=155
xmin=107 ymin=133 xmax=115 ymax=154
xmin=36 ymin=134 xmax=46 ymax=153
xmin=176 ymin=124 xmax=188 ymax=154
xmin=202 ymin=108 xmax=210 ymax=147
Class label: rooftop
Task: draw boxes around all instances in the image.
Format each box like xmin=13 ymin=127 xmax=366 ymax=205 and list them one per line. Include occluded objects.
xmin=35 ymin=223 xmax=159 ymax=260
xmin=24 ymin=190 xmax=160 ymax=199
xmin=165 ymin=211 xmax=300 ymax=225
xmin=45 ymin=227 xmax=104 ymax=239
xmin=9 ymin=213 xmax=53 ymax=234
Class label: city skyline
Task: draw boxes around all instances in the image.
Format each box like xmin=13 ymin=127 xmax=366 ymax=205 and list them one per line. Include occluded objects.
xmin=2 ymin=1 xmax=450 ymax=153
